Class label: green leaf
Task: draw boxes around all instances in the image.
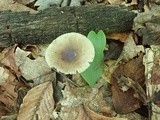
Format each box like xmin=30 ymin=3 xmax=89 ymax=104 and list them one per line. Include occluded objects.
xmin=81 ymin=30 xmax=106 ymax=87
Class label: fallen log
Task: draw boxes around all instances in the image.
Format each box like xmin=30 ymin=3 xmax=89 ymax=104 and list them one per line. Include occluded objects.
xmin=0 ymin=4 xmax=136 ymax=47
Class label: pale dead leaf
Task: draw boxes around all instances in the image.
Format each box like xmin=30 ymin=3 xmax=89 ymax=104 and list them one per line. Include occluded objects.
xmin=0 ymin=114 xmax=17 ymax=120
xmin=58 ymin=82 xmax=116 ymax=119
xmin=14 ymin=47 xmax=55 ymax=86
xmin=116 ymin=33 xmax=144 ymax=63
xmin=58 ymin=85 xmax=93 ymax=119
xmin=0 ymin=0 xmax=36 ymax=13
xmin=14 ymin=47 xmax=31 ymax=66
xmin=16 ymin=0 xmax=35 ymax=5
xmin=20 ymin=57 xmax=54 ymax=86
xmin=108 ymin=0 xmax=123 ymax=4
xmin=17 ymin=81 xmax=55 ymax=120
xmin=0 ymin=67 xmax=9 ymax=83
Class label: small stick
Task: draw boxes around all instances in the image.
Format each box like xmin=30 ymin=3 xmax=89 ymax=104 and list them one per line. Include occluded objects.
xmin=52 ymin=68 xmax=80 ymax=87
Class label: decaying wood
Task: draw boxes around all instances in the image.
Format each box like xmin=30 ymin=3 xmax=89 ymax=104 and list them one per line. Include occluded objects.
xmin=0 ymin=4 xmax=136 ymax=47
xmin=143 ymin=46 xmax=160 ymax=120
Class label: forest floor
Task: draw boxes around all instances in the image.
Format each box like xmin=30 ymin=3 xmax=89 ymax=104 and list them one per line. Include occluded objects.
xmin=0 ymin=0 xmax=160 ymax=120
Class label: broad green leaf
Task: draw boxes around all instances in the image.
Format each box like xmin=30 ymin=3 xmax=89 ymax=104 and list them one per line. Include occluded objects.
xmin=87 ymin=30 xmax=106 ymax=53
xmin=81 ymin=30 xmax=106 ymax=87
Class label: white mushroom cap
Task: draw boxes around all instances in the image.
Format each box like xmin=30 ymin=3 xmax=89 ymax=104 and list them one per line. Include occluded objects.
xmin=45 ymin=32 xmax=95 ymax=74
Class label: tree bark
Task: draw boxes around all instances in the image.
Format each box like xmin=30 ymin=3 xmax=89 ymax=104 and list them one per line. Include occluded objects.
xmin=0 ymin=4 xmax=136 ymax=47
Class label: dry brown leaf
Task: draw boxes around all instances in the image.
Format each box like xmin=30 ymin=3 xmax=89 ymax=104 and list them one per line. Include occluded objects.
xmin=0 ymin=0 xmax=36 ymax=13
xmin=84 ymin=105 xmax=127 ymax=120
xmin=17 ymin=81 xmax=55 ymax=120
xmin=0 ymin=46 xmax=22 ymax=114
xmin=0 ymin=67 xmax=17 ymax=104
xmin=0 ymin=102 xmax=11 ymax=116
xmin=111 ymin=53 xmax=145 ymax=113
xmin=106 ymin=32 xmax=131 ymax=43
xmin=1 ymin=45 xmax=21 ymax=77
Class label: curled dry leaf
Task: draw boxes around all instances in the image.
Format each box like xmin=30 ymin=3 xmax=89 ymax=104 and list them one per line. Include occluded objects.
xmin=22 ymin=45 xmax=40 ymax=58
xmin=107 ymin=32 xmax=131 ymax=43
xmin=17 ymin=81 xmax=55 ymax=120
xmin=84 ymin=105 xmax=127 ymax=120
xmin=1 ymin=45 xmax=21 ymax=77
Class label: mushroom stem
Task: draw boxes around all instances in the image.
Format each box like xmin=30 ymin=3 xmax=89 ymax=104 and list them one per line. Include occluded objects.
xmin=52 ymin=68 xmax=80 ymax=87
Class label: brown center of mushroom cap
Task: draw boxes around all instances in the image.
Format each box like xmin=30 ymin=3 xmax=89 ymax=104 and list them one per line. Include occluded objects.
xmin=61 ymin=48 xmax=77 ymax=62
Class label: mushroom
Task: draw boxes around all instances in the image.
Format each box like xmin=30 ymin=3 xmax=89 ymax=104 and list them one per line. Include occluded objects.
xmin=45 ymin=32 xmax=95 ymax=74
